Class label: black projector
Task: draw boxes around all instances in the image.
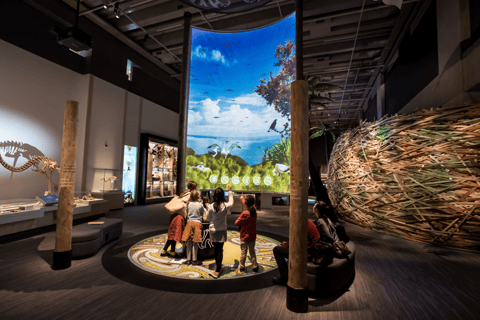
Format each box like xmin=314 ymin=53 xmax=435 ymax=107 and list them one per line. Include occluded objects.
xmin=55 ymin=27 xmax=92 ymax=52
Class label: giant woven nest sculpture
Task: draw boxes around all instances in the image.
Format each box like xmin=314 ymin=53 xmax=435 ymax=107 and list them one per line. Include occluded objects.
xmin=327 ymin=103 xmax=480 ymax=252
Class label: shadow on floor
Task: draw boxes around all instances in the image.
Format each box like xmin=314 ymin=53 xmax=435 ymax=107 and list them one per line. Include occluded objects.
xmin=308 ymin=271 xmax=356 ymax=308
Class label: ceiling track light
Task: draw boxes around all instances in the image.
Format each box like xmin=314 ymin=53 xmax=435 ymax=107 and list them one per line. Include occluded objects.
xmin=114 ymin=2 xmax=119 ymax=18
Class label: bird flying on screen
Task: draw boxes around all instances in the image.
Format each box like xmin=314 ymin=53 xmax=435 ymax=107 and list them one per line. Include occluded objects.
xmin=268 ymin=119 xmax=277 ymax=132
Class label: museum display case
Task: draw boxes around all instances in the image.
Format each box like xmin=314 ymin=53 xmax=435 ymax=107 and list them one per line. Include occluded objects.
xmin=91 ymin=168 xmax=123 ymax=193
xmin=138 ymin=133 xmax=178 ymax=205
xmin=0 ymin=199 xmax=43 ymax=215
xmin=89 ymin=169 xmax=124 ymax=211
xmin=0 ymin=194 xmax=107 ymax=229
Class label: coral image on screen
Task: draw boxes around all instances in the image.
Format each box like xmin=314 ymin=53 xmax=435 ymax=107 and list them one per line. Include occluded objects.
xmin=186 ymin=13 xmax=295 ymax=192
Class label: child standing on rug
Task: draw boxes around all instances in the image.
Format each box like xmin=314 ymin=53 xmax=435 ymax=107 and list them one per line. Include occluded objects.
xmin=235 ymin=195 xmax=259 ymax=272
xmin=205 ymin=186 xmax=234 ymax=278
xmin=181 ymin=189 xmax=204 ymax=265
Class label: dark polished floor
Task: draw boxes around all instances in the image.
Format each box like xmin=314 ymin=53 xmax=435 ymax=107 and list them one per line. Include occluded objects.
xmin=1 ymin=203 xmax=479 ymax=320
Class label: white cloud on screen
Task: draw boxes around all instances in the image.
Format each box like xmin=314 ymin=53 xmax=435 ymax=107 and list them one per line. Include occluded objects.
xmin=188 ymin=96 xmax=288 ymax=138
xmin=211 ymin=50 xmax=226 ymax=64
xmin=192 ymin=46 xmax=207 ymax=59
xmin=227 ymin=93 xmax=267 ymax=107
xmin=192 ymin=46 xmax=233 ymax=66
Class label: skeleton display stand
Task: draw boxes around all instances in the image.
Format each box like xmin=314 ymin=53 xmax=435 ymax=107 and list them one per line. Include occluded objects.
xmin=0 ymin=154 xmax=61 ymax=196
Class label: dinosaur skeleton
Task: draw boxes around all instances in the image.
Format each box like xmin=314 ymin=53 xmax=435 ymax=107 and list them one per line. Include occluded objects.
xmin=0 ymin=141 xmax=45 ymax=179
xmin=0 ymin=152 xmax=60 ymax=196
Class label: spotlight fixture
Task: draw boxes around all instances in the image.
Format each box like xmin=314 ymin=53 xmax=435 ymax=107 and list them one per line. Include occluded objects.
xmin=114 ymin=2 xmax=119 ymax=18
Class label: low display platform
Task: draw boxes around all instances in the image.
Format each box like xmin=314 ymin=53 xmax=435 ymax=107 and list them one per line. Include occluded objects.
xmin=91 ymin=191 xmax=124 ymax=211
xmin=72 ymin=218 xmax=123 ymax=258
xmin=128 ymin=230 xmax=280 ymax=280
xmin=0 ymin=198 xmax=108 ymax=238
xmin=102 ymin=229 xmax=288 ymax=294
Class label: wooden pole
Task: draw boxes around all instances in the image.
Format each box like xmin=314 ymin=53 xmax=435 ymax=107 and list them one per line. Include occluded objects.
xmin=288 ymin=80 xmax=309 ymax=312
xmin=52 ymin=101 xmax=78 ymax=270
xmin=176 ymin=12 xmax=192 ymax=196
xmin=287 ymin=1 xmax=309 ymax=310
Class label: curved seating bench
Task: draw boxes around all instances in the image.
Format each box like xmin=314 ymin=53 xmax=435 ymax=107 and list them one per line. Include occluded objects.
xmin=72 ymin=218 xmax=123 ymax=258
xmin=307 ymin=241 xmax=356 ymax=296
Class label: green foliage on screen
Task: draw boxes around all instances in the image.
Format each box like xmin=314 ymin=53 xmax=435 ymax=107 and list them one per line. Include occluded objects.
xmin=186 ymin=152 xmax=290 ymax=192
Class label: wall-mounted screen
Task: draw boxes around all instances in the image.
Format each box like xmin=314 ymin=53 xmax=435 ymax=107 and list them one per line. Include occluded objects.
xmin=186 ymin=13 xmax=295 ymax=193
xmin=122 ymin=145 xmax=137 ymax=203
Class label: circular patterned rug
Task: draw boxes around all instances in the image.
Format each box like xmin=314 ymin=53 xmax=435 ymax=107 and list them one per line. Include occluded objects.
xmin=128 ymin=230 xmax=280 ymax=280
xmin=102 ymin=229 xmax=288 ymax=293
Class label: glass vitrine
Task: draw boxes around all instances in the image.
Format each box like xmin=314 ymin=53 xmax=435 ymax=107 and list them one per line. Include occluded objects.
xmin=138 ymin=133 xmax=178 ymax=204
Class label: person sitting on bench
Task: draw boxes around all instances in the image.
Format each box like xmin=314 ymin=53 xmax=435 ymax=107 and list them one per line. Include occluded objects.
xmin=272 ymin=219 xmax=321 ymax=285
xmin=313 ymin=201 xmax=339 ymax=244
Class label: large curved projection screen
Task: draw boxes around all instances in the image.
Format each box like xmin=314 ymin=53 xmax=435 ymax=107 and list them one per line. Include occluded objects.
xmin=186 ymin=14 xmax=295 ymax=192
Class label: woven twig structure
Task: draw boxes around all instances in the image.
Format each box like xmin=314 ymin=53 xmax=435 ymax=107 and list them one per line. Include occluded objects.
xmin=327 ymin=103 xmax=480 ymax=252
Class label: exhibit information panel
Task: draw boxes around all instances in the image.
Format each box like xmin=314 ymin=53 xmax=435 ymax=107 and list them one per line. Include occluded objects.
xmin=122 ymin=145 xmax=137 ymax=204
xmin=186 ymin=13 xmax=295 ymax=193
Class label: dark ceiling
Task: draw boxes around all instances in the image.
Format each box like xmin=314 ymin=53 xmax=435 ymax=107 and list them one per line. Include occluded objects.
xmin=40 ymin=0 xmax=424 ymax=130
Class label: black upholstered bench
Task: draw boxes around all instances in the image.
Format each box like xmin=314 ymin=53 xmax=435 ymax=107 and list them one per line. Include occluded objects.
xmin=307 ymin=241 xmax=356 ymax=296
xmin=72 ymin=218 xmax=123 ymax=258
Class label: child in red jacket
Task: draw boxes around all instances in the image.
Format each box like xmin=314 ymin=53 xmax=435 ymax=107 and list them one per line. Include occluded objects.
xmin=235 ymin=195 xmax=259 ymax=272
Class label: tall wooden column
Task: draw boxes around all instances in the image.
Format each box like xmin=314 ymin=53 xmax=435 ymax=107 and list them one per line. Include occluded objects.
xmin=52 ymin=101 xmax=78 ymax=270
xmin=287 ymin=0 xmax=309 ymax=312
xmin=176 ymin=12 xmax=192 ymax=195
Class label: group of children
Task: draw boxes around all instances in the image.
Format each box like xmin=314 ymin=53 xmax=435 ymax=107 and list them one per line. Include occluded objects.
xmin=161 ymin=181 xmax=259 ymax=278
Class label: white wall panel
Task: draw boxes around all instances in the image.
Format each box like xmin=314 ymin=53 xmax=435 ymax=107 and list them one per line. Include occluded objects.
xmin=85 ymin=76 xmax=125 ymax=192
xmin=0 ymin=39 xmax=83 ymax=200
xmin=141 ymin=98 xmax=178 ymax=142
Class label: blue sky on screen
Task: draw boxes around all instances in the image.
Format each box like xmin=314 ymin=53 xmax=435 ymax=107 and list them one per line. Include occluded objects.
xmin=187 ymin=13 xmax=295 ymax=139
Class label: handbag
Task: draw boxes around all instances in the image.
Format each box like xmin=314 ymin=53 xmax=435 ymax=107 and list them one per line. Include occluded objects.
xmin=332 ymin=241 xmax=351 ymax=257
xmin=312 ymin=242 xmax=334 ymax=265
xmin=165 ymin=192 xmax=189 ymax=215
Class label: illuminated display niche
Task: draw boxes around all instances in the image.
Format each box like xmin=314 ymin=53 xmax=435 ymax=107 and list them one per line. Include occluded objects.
xmin=186 ymin=13 xmax=296 ymax=192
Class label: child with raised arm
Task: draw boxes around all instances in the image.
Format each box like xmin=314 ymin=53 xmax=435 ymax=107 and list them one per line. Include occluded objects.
xmin=235 ymin=195 xmax=259 ymax=272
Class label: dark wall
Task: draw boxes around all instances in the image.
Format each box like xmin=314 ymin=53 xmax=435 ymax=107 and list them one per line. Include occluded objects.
xmin=309 ymin=134 xmax=329 ymax=166
xmin=0 ymin=0 xmax=180 ymax=111
xmin=0 ymin=0 xmax=86 ymax=74
xmin=470 ymin=0 xmax=480 ymax=45
xmin=365 ymin=94 xmax=377 ymax=122
xmin=384 ymin=1 xmax=438 ymax=116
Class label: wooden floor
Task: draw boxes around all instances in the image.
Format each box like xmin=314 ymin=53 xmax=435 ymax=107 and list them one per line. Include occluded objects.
xmin=1 ymin=203 xmax=480 ymax=320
